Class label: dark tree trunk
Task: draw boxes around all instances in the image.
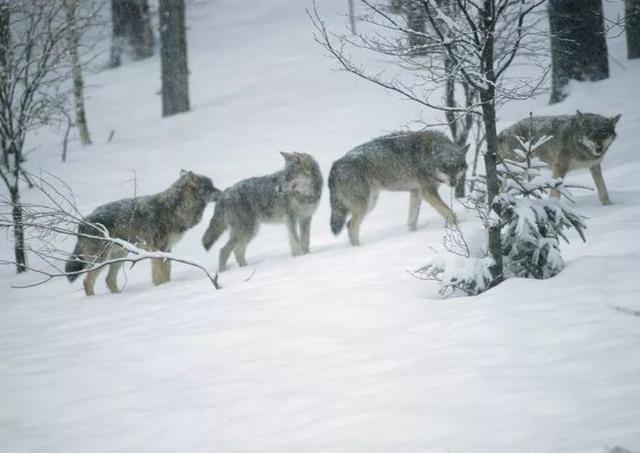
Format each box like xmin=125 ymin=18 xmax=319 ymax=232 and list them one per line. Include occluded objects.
xmin=109 ymin=0 xmax=154 ymax=67
xmin=129 ymin=0 xmax=154 ymax=60
xmin=406 ymin=3 xmax=427 ymax=55
xmin=480 ymin=0 xmax=503 ymax=287
xmin=481 ymin=92 xmax=503 ymax=287
xmin=109 ymin=0 xmax=125 ymax=67
xmin=627 ymin=0 xmax=640 ymax=59
xmin=0 ymin=2 xmax=8 ymax=155
xmin=0 ymin=2 xmax=7 ymax=67
xmin=10 ymin=186 xmax=26 ymax=273
xmin=159 ymin=0 xmax=190 ymax=117
xmin=549 ymin=0 xmax=609 ymax=104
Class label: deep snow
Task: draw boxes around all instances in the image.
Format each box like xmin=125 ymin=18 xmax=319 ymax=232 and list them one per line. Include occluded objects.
xmin=1 ymin=1 xmax=639 ymax=452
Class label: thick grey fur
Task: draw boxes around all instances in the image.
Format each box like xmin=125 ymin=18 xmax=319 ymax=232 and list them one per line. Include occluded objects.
xmin=65 ymin=171 xmax=220 ymax=296
xmin=202 ymin=152 xmax=323 ymax=271
xmin=498 ymin=111 xmax=621 ymax=205
xmin=328 ymin=130 xmax=468 ymax=246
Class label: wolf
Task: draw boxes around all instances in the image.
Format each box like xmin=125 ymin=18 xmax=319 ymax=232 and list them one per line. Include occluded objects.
xmin=328 ymin=130 xmax=468 ymax=246
xmin=201 ymin=152 xmax=323 ymax=271
xmin=498 ymin=111 xmax=621 ymax=205
xmin=65 ymin=170 xmax=220 ymax=296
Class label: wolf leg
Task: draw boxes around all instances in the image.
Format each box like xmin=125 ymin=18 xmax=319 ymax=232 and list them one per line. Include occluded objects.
xmin=234 ymin=239 xmax=250 ymax=267
xmin=347 ymin=211 xmax=365 ymax=246
xmin=83 ymin=268 xmax=102 ymax=296
xmin=551 ymin=159 xmax=569 ymax=199
xmin=105 ymin=262 xmax=123 ymax=293
xmin=408 ymin=190 xmax=421 ymax=232
xmin=286 ymin=214 xmax=303 ymax=256
xmin=300 ymin=217 xmax=312 ymax=254
xmin=152 ymin=258 xmax=171 ymax=286
xmin=590 ymin=163 xmax=612 ymax=205
xmin=420 ymin=186 xmax=455 ymax=223
xmin=219 ymin=235 xmax=239 ymax=272
xmin=105 ymin=247 xmax=127 ymax=293
xmin=162 ymin=259 xmax=172 ymax=282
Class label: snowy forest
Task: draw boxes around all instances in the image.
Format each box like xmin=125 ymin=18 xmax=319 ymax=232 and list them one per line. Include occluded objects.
xmin=1 ymin=0 xmax=639 ymax=451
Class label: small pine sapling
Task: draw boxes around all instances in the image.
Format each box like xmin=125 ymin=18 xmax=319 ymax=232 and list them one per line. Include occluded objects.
xmin=496 ymin=130 xmax=586 ymax=279
xmin=416 ymin=114 xmax=587 ymax=296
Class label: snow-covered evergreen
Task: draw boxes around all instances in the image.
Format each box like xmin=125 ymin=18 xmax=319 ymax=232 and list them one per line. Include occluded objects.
xmin=418 ymin=118 xmax=587 ymax=296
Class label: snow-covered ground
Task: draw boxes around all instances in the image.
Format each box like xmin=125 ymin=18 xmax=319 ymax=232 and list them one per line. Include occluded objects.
xmin=1 ymin=1 xmax=639 ymax=451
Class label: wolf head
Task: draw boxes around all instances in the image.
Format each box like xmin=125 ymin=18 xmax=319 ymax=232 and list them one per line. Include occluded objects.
xmin=178 ymin=169 xmax=221 ymax=202
xmin=432 ymin=141 xmax=469 ymax=189
xmin=279 ymin=151 xmax=323 ymax=199
xmin=575 ymin=110 xmax=621 ymax=158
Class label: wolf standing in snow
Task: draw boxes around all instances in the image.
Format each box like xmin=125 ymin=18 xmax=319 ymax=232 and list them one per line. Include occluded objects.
xmin=65 ymin=171 xmax=220 ymax=296
xmin=202 ymin=152 xmax=323 ymax=271
xmin=328 ymin=130 xmax=468 ymax=246
xmin=498 ymin=111 xmax=621 ymax=205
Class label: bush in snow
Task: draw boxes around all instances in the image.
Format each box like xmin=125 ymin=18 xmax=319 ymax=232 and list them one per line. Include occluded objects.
xmin=416 ymin=119 xmax=586 ymax=297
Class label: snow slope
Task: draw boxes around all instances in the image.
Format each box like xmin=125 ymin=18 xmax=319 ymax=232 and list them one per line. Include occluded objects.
xmin=1 ymin=1 xmax=639 ymax=451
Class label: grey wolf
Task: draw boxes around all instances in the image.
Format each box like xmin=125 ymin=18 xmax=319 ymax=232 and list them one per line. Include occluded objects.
xmin=328 ymin=130 xmax=468 ymax=246
xmin=498 ymin=111 xmax=621 ymax=204
xmin=65 ymin=170 xmax=220 ymax=296
xmin=202 ymin=152 xmax=323 ymax=271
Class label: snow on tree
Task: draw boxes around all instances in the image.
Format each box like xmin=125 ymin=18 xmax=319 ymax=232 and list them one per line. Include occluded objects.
xmin=416 ymin=115 xmax=586 ymax=296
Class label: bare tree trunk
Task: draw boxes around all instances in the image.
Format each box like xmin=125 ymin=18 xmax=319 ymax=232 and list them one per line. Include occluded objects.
xmin=109 ymin=0 xmax=125 ymax=67
xmin=549 ymin=0 xmax=609 ymax=104
xmin=481 ymin=93 xmax=503 ymax=286
xmin=109 ymin=0 xmax=154 ymax=67
xmin=159 ymin=0 xmax=190 ymax=117
xmin=10 ymin=185 xmax=26 ymax=273
xmin=348 ymin=0 xmax=356 ymax=34
xmin=627 ymin=0 xmax=640 ymax=59
xmin=480 ymin=0 xmax=503 ymax=287
xmin=0 ymin=2 xmax=7 ymax=155
xmin=406 ymin=2 xmax=427 ymax=55
xmin=65 ymin=0 xmax=91 ymax=145
xmin=130 ymin=0 xmax=154 ymax=60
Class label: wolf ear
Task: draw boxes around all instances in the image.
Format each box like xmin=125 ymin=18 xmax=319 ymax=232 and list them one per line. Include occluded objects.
xmin=280 ymin=151 xmax=300 ymax=163
xmin=180 ymin=168 xmax=188 ymax=176
xmin=611 ymin=113 xmax=622 ymax=125
xmin=280 ymin=151 xmax=293 ymax=161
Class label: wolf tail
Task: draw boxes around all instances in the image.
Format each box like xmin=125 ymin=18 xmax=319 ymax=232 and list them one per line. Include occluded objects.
xmin=65 ymin=239 xmax=86 ymax=282
xmin=202 ymin=199 xmax=227 ymax=251
xmin=329 ymin=166 xmax=349 ymax=236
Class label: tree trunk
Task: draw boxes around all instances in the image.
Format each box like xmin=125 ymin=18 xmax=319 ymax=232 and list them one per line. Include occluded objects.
xmin=348 ymin=0 xmax=356 ymax=34
xmin=9 ymin=185 xmax=26 ymax=273
xmin=480 ymin=0 xmax=503 ymax=287
xmin=109 ymin=0 xmax=125 ymax=67
xmin=159 ymin=0 xmax=190 ymax=117
xmin=129 ymin=0 xmax=154 ymax=60
xmin=65 ymin=0 xmax=91 ymax=145
xmin=627 ymin=0 xmax=640 ymax=59
xmin=406 ymin=3 xmax=427 ymax=55
xmin=109 ymin=0 xmax=154 ymax=67
xmin=0 ymin=2 xmax=7 ymax=67
xmin=549 ymin=0 xmax=609 ymax=104
xmin=0 ymin=2 xmax=8 ymax=155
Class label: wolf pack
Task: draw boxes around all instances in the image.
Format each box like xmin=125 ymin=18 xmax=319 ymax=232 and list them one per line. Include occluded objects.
xmin=65 ymin=111 xmax=622 ymax=295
